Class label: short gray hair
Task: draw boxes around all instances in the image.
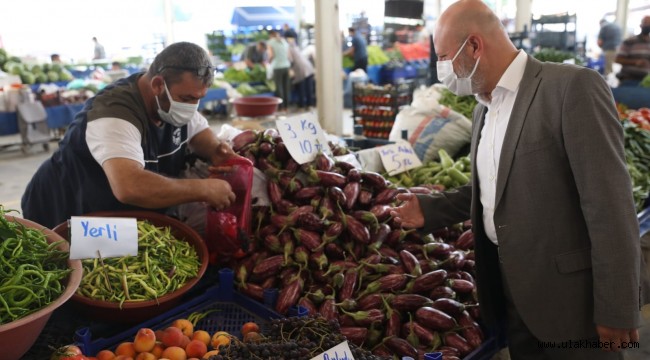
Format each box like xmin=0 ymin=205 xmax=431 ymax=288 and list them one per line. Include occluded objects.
xmin=148 ymin=42 xmax=214 ymax=86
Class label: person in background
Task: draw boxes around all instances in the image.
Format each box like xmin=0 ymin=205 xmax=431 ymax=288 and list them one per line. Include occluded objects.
xmin=93 ymin=37 xmax=106 ymax=60
xmin=343 ymin=27 xmax=368 ymax=72
xmin=287 ymin=35 xmax=315 ymax=110
xmin=615 ymin=16 xmax=650 ymax=86
xmin=282 ymin=23 xmax=298 ymax=41
xmin=267 ymin=30 xmax=292 ymax=112
xmin=104 ymin=61 xmax=130 ymax=82
xmin=22 ymin=42 xmax=243 ymax=230
xmin=242 ymin=41 xmax=267 ymax=69
xmin=50 ymin=53 xmax=62 ymax=64
xmin=414 ymin=23 xmax=431 ymax=47
xmin=597 ymin=19 xmax=622 ymax=76
xmin=390 ymin=1 xmax=647 ymax=359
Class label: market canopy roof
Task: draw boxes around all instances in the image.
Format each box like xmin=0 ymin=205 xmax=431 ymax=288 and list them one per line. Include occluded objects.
xmin=231 ymin=6 xmax=295 ymax=28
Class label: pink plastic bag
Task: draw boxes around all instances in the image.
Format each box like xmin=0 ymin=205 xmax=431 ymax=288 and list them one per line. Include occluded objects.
xmin=205 ymin=157 xmax=254 ymax=264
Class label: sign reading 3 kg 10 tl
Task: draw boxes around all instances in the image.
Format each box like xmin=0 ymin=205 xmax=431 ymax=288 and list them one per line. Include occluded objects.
xmin=377 ymin=141 xmax=422 ymax=176
xmin=277 ymin=113 xmax=332 ymax=164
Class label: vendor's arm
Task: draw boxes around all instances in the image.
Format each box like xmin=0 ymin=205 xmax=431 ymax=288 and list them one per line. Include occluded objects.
xmin=189 ymin=126 xmax=237 ymax=166
xmin=86 ymin=117 xmax=235 ymax=210
xmin=103 ymin=158 xmax=234 ymax=209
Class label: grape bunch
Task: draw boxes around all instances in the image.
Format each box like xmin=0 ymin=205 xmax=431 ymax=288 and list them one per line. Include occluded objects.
xmin=207 ymin=316 xmax=390 ymax=360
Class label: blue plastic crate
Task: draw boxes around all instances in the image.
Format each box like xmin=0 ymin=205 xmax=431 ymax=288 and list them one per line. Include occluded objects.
xmin=367 ymin=65 xmax=382 ymax=84
xmin=73 ymin=269 xmax=288 ymax=356
xmin=0 ymin=111 xmax=19 ymax=135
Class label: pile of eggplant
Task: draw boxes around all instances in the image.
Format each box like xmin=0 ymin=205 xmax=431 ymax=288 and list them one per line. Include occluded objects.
xmin=230 ymin=129 xmax=484 ymax=360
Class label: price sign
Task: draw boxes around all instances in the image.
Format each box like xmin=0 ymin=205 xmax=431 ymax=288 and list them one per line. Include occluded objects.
xmin=69 ymin=216 xmax=138 ymax=260
xmin=377 ymin=141 xmax=422 ymax=176
xmin=309 ymin=341 xmax=355 ymax=360
xmin=276 ymin=113 xmax=332 ymax=164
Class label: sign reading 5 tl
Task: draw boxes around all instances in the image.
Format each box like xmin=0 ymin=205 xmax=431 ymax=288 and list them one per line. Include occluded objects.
xmin=377 ymin=141 xmax=422 ymax=176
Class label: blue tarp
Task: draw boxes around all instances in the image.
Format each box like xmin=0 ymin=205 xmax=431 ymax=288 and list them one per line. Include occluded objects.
xmin=231 ymin=6 xmax=295 ymax=28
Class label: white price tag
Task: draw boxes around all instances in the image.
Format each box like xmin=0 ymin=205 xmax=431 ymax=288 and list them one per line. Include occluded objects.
xmin=309 ymin=341 xmax=355 ymax=360
xmin=276 ymin=113 xmax=332 ymax=164
xmin=377 ymin=141 xmax=423 ymax=176
xmin=69 ymin=216 xmax=138 ymax=260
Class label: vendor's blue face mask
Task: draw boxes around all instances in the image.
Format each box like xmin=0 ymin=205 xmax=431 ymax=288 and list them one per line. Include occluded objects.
xmin=436 ymin=37 xmax=481 ymax=96
xmin=155 ymin=81 xmax=198 ymax=127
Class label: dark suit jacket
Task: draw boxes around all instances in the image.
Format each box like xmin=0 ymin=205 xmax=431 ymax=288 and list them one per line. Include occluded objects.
xmin=419 ymin=55 xmax=645 ymax=341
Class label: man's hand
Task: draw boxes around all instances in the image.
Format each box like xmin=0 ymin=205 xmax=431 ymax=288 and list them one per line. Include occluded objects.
xmin=389 ymin=193 xmax=425 ymax=229
xmin=210 ymin=141 xmax=237 ymax=166
xmin=596 ymin=324 xmax=639 ymax=352
xmin=203 ymin=178 xmax=236 ymax=210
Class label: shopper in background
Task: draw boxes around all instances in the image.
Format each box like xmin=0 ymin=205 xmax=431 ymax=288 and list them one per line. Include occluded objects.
xmin=287 ymin=35 xmax=315 ymax=110
xmin=344 ymin=27 xmax=368 ymax=72
xmin=92 ymin=37 xmax=106 ymax=60
xmin=267 ymin=30 xmax=292 ymax=112
xmin=50 ymin=53 xmax=62 ymax=64
xmin=615 ymin=16 xmax=650 ymax=86
xmin=390 ymin=1 xmax=647 ymax=359
xmin=242 ymin=41 xmax=267 ymax=69
xmin=282 ymin=23 xmax=298 ymax=41
xmin=22 ymin=42 xmax=242 ymax=230
xmin=597 ymin=19 xmax=622 ymax=76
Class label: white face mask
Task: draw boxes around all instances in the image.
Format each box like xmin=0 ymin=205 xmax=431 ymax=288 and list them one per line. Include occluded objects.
xmin=155 ymin=81 xmax=198 ymax=127
xmin=436 ymin=37 xmax=481 ymax=96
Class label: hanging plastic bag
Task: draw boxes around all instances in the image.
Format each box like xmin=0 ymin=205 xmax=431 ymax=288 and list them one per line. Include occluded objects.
xmin=205 ymin=156 xmax=254 ymax=264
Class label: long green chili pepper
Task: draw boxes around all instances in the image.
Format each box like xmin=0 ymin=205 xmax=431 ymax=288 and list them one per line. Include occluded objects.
xmin=0 ymin=206 xmax=72 ymax=325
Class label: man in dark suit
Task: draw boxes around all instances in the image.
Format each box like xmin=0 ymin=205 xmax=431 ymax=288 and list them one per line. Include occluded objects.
xmin=390 ymin=1 xmax=646 ymax=359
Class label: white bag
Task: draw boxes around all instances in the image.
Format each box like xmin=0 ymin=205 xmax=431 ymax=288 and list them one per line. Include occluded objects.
xmin=389 ymin=104 xmax=472 ymax=162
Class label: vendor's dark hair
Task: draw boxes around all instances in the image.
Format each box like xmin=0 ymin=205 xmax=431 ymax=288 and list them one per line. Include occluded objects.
xmin=148 ymin=42 xmax=214 ymax=86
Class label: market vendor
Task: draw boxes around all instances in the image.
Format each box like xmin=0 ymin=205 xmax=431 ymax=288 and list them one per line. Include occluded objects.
xmin=21 ymin=42 xmax=242 ymax=230
xmin=615 ymin=15 xmax=650 ymax=86
xmin=242 ymin=41 xmax=267 ymax=69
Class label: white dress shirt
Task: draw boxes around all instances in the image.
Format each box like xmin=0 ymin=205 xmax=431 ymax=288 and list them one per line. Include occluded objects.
xmin=476 ymin=50 xmax=528 ymax=244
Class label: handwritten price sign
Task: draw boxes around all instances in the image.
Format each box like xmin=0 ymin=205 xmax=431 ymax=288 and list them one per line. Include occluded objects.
xmin=276 ymin=113 xmax=332 ymax=164
xmin=69 ymin=216 xmax=138 ymax=260
xmin=377 ymin=141 xmax=422 ymax=176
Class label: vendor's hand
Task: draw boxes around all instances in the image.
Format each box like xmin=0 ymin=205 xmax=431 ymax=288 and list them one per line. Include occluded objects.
xmin=596 ymin=325 xmax=639 ymax=352
xmin=203 ymin=178 xmax=236 ymax=210
xmin=389 ymin=193 xmax=425 ymax=229
xmin=209 ymin=142 xmax=238 ymax=167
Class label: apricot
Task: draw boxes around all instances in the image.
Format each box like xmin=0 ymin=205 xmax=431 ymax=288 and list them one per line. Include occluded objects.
xmin=191 ymin=330 xmax=211 ymax=347
xmin=152 ymin=342 xmax=164 ymax=358
xmin=171 ymin=318 xmax=194 ymax=337
xmin=240 ymin=322 xmax=260 ymax=338
xmin=162 ymin=326 xmax=185 ymax=348
xmin=135 ymin=353 xmax=156 ymax=360
xmin=243 ymin=331 xmax=262 ymax=343
xmin=161 ymin=346 xmax=187 ymax=360
xmin=202 ymin=350 xmax=220 ymax=359
xmin=180 ymin=335 xmax=191 ymax=349
xmin=96 ymin=350 xmax=116 ymax=360
xmin=155 ymin=329 xmax=165 ymax=342
xmin=185 ymin=339 xmax=208 ymax=358
xmin=210 ymin=331 xmax=231 ymax=350
xmin=113 ymin=356 xmax=134 ymax=360
xmin=114 ymin=342 xmax=137 ymax=358
xmin=134 ymin=328 xmax=156 ymax=353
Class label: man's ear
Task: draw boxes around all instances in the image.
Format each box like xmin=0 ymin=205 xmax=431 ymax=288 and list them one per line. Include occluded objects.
xmin=150 ymin=75 xmax=165 ymax=97
xmin=467 ymin=35 xmax=483 ymax=59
